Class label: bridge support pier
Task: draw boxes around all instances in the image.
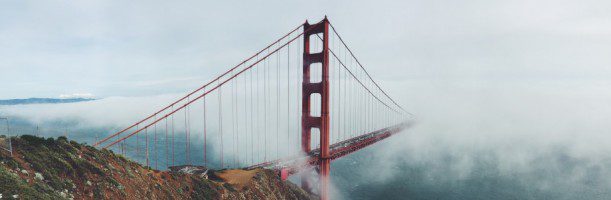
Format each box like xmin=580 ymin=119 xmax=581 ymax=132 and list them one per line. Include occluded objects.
xmin=302 ymin=17 xmax=330 ymax=200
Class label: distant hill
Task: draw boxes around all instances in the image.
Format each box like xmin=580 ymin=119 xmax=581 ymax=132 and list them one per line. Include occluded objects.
xmin=0 ymin=98 xmax=95 ymax=105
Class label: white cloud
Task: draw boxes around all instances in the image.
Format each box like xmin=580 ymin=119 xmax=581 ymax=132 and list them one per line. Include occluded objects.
xmin=59 ymin=93 xmax=95 ymax=99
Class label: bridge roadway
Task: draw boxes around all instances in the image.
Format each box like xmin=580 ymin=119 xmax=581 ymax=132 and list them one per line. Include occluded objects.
xmin=246 ymin=121 xmax=413 ymax=179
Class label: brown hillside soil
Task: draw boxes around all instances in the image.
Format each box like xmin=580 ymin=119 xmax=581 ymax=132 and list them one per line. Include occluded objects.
xmin=0 ymin=135 xmax=315 ymax=200
xmin=217 ymin=169 xmax=258 ymax=190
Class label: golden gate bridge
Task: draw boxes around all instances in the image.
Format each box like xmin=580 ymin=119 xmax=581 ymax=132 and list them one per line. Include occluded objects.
xmin=93 ymin=17 xmax=413 ymax=200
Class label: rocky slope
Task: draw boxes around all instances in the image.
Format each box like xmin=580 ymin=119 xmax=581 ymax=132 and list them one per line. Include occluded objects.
xmin=0 ymin=135 xmax=314 ymax=199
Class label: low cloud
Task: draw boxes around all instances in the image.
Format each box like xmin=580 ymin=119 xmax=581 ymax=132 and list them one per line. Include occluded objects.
xmin=331 ymin=79 xmax=611 ymax=199
xmin=59 ymin=93 xmax=95 ymax=99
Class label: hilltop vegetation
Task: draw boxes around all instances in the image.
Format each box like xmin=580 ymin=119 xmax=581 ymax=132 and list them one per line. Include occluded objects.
xmin=0 ymin=135 xmax=313 ymax=199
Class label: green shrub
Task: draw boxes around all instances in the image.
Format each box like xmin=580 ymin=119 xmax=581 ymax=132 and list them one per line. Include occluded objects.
xmin=0 ymin=165 xmax=59 ymax=199
xmin=190 ymin=177 xmax=218 ymax=199
xmin=20 ymin=135 xmax=49 ymax=146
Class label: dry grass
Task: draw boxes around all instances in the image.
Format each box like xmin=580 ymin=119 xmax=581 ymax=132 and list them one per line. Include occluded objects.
xmin=216 ymin=169 xmax=260 ymax=190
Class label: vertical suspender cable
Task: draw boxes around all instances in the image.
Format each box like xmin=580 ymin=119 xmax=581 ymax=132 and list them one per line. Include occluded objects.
xmin=276 ymin=48 xmax=280 ymax=159
xmin=134 ymin=124 xmax=139 ymax=160
xmin=256 ymin=56 xmax=261 ymax=163
xmin=242 ymin=73 xmax=247 ymax=165
xmin=184 ymin=102 xmax=188 ymax=165
xmin=359 ymin=67 xmax=363 ymax=135
xmin=287 ymin=42 xmax=290 ymax=155
xmin=349 ymin=56 xmax=354 ymax=138
xmin=185 ymin=97 xmax=190 ymax=165
xmin=171 ymin=105 xmax=175 ymax=166
xmin=237 ymin=76 xmax=241 ymax=166
xmin=250 ymin=63 xmax=254 ymax=164
xmin=145 ymin=128 xmax=149 ymax=167
xmin=234 ymin=75 xmax=238 ymax=166
xmin=343 ymin=49 xmax=347 ymax=141
xmin=154 ymin=115 xmax=158 ymax=169
xmin=334 ymin=34 xmax=339 ymax=143
xmin=337 ymin=39 xmax=342 ymax=142
xmin=243 ymin=73 xmax=248 ymax=165
xmin=264 ymin=49 xmax=268 ymax=162
xmin=165 ymin=116 xmax=168 ymax=168
xmin=219 ymin=80 xmax=224 ymax=168
xmin=231 ymin=75 xmax=235 ymax=167
xmin=297 ymin=35 xmax=302 ymax=151
xmin=136 ymin=124 xmax=139 ymax=157
xmin=203 ymin=95 xmax=207 ymax=167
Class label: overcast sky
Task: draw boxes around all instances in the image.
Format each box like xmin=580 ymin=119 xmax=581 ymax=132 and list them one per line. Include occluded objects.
xmin=1 ymin=0 xmax=610 ymax=103
xmin=3 ymin=2 xmax=611 ymax=199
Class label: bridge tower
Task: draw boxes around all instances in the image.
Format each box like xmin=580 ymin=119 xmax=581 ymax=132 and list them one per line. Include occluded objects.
xmin=302 ymin=17 xmax=330 ymax=200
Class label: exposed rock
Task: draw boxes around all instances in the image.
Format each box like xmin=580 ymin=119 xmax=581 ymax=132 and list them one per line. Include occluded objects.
xmin=59 ymin=190 xmax=67 ymax=198
xmin=169 ymin=165 xmax=209 ymax=179
xmin=34 ymin=172 xmax=43 ymax=181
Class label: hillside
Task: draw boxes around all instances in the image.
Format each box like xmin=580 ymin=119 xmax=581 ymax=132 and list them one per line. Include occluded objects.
xmin=0 ymin=135 xmax=314 ymax=199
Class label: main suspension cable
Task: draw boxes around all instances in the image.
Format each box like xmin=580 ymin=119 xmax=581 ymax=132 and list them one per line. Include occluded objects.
xmin=328 ymin=22 xmax=412 ymax=116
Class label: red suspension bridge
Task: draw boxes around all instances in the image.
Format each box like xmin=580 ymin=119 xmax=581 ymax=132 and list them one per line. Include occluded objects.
xmin=93 ymin=17 xmax=413 ymax=200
